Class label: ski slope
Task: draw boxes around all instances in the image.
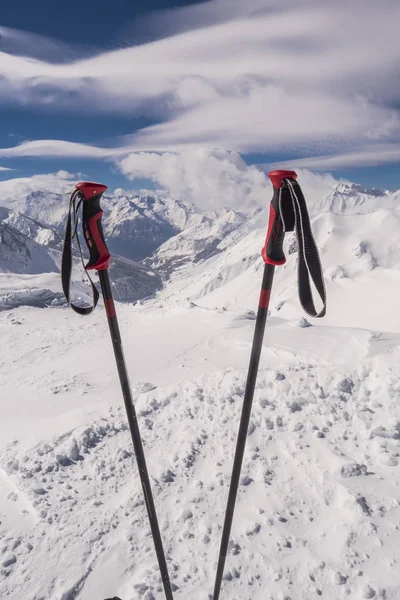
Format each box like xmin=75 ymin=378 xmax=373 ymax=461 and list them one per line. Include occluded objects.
xmin=1 ymin=302 xmax=400 ymax=600
xmin=0 ymin=172 xmax=400 ymax=599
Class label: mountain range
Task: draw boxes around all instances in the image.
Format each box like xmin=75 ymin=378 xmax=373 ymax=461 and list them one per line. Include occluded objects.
xmin=1 ymin=171 xmax=399 ymax=320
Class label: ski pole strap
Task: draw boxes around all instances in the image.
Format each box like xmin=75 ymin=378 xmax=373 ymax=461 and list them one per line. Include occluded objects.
xmin=262 ymin=170 xmax=326 ymax=318
xmin=61 ymin=189 xmax=100 ymax=315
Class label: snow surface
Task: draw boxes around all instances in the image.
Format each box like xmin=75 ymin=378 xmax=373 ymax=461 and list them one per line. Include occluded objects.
xmin=1 ymin=173 xmax=400 ymax=600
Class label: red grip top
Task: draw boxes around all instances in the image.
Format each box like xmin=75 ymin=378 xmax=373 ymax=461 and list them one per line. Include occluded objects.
xmin=76 ymin=181 xmax=108 ymax=200
xmin=77 ymin=181 xmax=110 ymax=271
xmin=268 ymin=170 xmax=297 ymax=189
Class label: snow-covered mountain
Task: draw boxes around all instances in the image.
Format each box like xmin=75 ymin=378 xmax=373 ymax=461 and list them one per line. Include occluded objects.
xmin=318 ymin=182 xmax=400 ymax=215
xmin=0 ymin=175 xmax=202 ymax=308
xmin=1 ymin=170 xmax=400 ymax=318
xmin=145 ymin=178 xmax=400 ymax=334
xmin=0 ymin=173 xmax=256 ymax=309
xmin=146 ymin=207 xmax=249 ymax=277
xmin=2 ymin=171 xmax=400 ymax=320
xmin=0 ymin=174 xmax=206 ymax=262
xmin=1 ymin=171 xmax=400 ymax=600
xmin=101 ymin=190 xmax=202 ymax=262
xmin=0 ymin=220 xmax=58 ymax=274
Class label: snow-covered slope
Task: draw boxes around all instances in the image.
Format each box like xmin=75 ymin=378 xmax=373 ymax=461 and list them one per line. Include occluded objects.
xmin=320 ymin=182 xmax=399 ymax=215
xmin=0 ymin=174 xmax=73 ymax=228
xmin=1 ymin=301 xmax=400 ymax=600
xmin=146 ymin=207 xmax=249 ymax=277
xmin=0 ymin=221 xmax=58 ymax=274
xmin=1 ymin=171 xmax=400 ymax=600
xmin=3 ymin=208 xmax=60 ymax=247
xmin=153 ymin=180 xmax=400 ymax=332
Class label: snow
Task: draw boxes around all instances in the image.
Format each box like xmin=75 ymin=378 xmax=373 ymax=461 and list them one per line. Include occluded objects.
xmin=1 ymin=172 xmax=400 ymax=599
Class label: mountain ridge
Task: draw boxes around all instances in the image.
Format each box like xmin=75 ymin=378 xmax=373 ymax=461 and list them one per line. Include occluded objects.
xmin=0 ymin=171 xmax=399 ymax=319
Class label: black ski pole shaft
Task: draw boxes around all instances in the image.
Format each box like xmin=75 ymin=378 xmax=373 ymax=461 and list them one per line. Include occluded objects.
xmin=212 ymin=263 xmax=274 ymax=600
xmin=66 ymin=182 xmax=174 ymax=600
xmin=98 ymin=269 xmax=174 ymax=600
xmin=212 ymin=170 xmax=297 ymax=600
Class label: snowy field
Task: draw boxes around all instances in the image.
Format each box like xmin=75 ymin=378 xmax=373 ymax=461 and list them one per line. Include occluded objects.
xmin=1 ymin=172 xmax=400 ymax=600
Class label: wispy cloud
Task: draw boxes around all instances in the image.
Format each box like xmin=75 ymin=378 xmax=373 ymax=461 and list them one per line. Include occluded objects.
xmin=0 ymin=166 xmax=13 ymax=171
xmin=266 ymin=144 xmax=400 ymax=170
xmin=0 ymin=0 xmax=399 ymax=169
xmin=0 ymin=140 xmax=113 ymax=158
xmin=0 ymin=25 xmax=92 ymax=63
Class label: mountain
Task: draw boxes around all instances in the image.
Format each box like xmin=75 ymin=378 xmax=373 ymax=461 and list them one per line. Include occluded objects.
xmin=147 ymin=177 xmax=400 ymax=336
xmin=1 ymin=172 xmax=400 ymax=318
xmin=0 ymin=174 xmax=254 ymax=309
xmin=2 ymin=172 xmax=400 ymax=321
xmin=145 ymin=207 xmax=250 ymax=278
xmin=0 ymin=176 xmax=194 ymax=308
xmin=0 ymin=220 xmax=58 ymax=275
xmin=101 ymin=190 xmax=202 ymax=262
xmin=319 ymin=181 xmax=399 ymax=215
xmin=0 ymin=174 xmax=73 ymax=227
xmin=2 ymin=208 xmax=60 ymax=247
xmin=0 ymin=175 xmax=206 ymax=262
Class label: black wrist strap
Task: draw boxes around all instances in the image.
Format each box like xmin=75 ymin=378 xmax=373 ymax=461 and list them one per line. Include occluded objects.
xmin=280 ymin=179 xmax=326 ymax=318
xmin=61 ymin=190 xmax=99 ymax=315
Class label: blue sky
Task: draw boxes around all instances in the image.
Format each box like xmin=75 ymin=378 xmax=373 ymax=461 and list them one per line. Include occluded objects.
xmin=0 ymin=0 xmax=203 ymax=188
xmin=1 ymin=0 xmax=400 ymax=192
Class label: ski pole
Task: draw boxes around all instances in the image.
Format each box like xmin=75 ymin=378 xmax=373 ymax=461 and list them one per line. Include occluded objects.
xmin=212 ymin=170 xmax=326 ymax=600
xmin=61 ymin=182 xmax=174 ymax=600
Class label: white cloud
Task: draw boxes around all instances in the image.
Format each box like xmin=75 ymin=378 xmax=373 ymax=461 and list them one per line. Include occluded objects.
xmin=0 ymin=166 xmax=12 ymax=171
xmin=0 ymin=0 xmax=399 ymax=168
xmin=265 ymin=144 xmax=400 ymax=170
xmin=131 ymin=89 xmax=399 ymax=152
xmin=117 ymin=149 xmax=350 ymax=212
xmin=0 ymin=25 xmax=83 ymax=63
xmin=119 ymin=149 xmax=269 ymax=210
xmin=0 ymin=140 xmax=112 ymax=158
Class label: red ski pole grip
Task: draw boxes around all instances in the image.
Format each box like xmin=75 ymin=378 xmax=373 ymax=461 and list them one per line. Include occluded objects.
xmin=76 ymin=181 xmax=111 ymax=271
xmin=268 ymin=170 xmax=297 ymax=190
xmin=261 ymin=170 xmax=298 ymax=266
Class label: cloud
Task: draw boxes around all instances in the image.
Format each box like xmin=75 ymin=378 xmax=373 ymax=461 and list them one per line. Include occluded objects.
xmin=127 ymin=0 xmax=273 ymax=41
xmin=0 ymin=25 xmax=85 ymax=63
xmin=0 ymin=1 xmax=399 ymax=155
xmin=131 ymin=89 xmax=399 ymax=152
xmin=119 ymin=149 xmax=269 ymax=209
xmin=0 ymin=166 xmax=13 ymax=171
xmin=265 ymin=144 xmax=400 ymax=170
xmin=118 ymin=150 xmax=351 ymax=213
xmin=0 ymin=139 xmax=113 ymax=158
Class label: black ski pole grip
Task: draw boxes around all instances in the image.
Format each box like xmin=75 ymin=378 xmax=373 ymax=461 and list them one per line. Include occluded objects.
xmin=76 ymin=181 xmax=111 ymax=271
xmin=261 ymin=169 xmax=297 ymax=266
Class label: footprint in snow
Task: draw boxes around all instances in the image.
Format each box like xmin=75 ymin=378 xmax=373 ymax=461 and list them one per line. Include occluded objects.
xmin=362 ymin=584 xmax=376 ymax=598
xmin=377 ymin=454 xmax=399 ymax=467
xmin=291 ymin=317 xmax=312 ymax=328
xmin=341 ymin=463 xmax=370 ymax=477
xmin=133 ymin=381 xmax=157 ymax=394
